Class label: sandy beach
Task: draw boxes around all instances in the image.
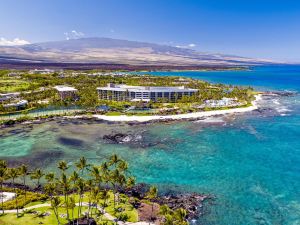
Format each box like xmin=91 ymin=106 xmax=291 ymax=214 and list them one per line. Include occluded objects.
xmin=92 ymin=95 xmax=262 ymax=122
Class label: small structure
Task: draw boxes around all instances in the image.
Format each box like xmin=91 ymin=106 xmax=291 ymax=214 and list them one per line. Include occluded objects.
xmin=54 ymin=85 xmax=78 ymax=100
xmin=204 ymin=97 xmax=241 ymax=107
xmin=0 ymin=192 xmax=16 ymax=202
xmin=0 ymin=92 xmax=20 ymax=102
xmin=4 ymin=100 xmax=28 ymax=110
xmin=29 ymin=69 xmax=55 ymax=74
xmin=97 ymin=83 xmax=198 ymax=102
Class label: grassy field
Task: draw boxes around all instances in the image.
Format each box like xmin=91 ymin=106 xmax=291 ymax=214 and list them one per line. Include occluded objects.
xmin=0 ymin=190 xmax=138 ymax=225
xmin=0 ymin=79 xmax=32 ymax=93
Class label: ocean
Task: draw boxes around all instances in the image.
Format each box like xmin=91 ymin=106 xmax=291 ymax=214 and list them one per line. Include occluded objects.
xmin=1 ymin=65 xmax=300 ymax=224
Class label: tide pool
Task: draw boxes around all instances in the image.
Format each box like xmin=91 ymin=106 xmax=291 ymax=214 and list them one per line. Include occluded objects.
xmin=0 ymin=66 xmax=300 ymax=224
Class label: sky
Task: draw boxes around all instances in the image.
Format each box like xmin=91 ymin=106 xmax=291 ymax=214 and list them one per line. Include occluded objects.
xmin=0 ymin=0 xmax=299 ymax=62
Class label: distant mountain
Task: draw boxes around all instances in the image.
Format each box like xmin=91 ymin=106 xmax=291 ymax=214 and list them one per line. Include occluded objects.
xmin=0 ymin=37 xmax=276 ymax=66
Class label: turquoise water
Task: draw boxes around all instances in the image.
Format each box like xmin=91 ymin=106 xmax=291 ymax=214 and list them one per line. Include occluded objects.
xmin=1 ymin=66 xmax=300 ymax=224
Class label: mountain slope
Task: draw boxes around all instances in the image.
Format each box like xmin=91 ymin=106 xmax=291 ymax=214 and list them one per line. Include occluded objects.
xmin=0 ymin=37 xmax=275 ymax=66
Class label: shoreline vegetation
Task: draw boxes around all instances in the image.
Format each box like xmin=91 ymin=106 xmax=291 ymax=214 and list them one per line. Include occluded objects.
xmin=0 ymin=69 xmax=257 ymax=125
xmin=0 ymin=95 xmax=261 ymax=126
xmin=0 ymin=156 xmax=208 ymax=225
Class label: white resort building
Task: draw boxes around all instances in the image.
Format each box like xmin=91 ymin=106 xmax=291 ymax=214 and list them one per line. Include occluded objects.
xmin=97 ymin=83 xmax=198 ymax=102
xmin=54 ymin=85 xmax=78 ymax=100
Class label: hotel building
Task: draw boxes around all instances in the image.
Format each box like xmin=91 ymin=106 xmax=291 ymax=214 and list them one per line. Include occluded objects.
xmin=97 ymin=83 xmax=198 ymax=102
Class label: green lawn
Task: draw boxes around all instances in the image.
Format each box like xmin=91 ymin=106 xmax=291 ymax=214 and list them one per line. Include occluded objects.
xmin=1 ymin=190 xmax=139 ymax=225
xmin=0 ymin=79 xmax=33 ymax=93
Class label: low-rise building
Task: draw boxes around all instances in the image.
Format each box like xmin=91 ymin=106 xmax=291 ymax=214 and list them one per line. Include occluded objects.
xmin=0 ymin=92 xmax=20 ymax=102
xmin=97 ymin=83 xmax=198 ymax=102
xmin=54 ymin=85 xmax=78 ymax=100
xmin=4 ymin=100 xmax=28 ymax=110
xmin=204 ymin=97 xmax=241 ymax=107
xmin=29 ymin=69 xmax=56 ymax=74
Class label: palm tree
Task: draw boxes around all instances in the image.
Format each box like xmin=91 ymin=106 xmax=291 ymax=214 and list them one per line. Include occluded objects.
xmin=51 ymin=196 xmax=61 ymax=225
xmin=117 ymin=160 xmax=128 ymax=174
xmin=45 ymin=172 xmax=55 ymax=183
xmin=86 ymin=179 xmax=94 ymax=220
xmin=58 ymin=161 xmax=69 ymax=173
xmin=75 ymin=178 xmax=85 ymax=219
xmin=100 ymin=162 xmax=110 ymax=189
xmin=44 ymin=182 xmax=57 ymax=200
xmin=109 ymin=154 xmax=120 ymax=168
xmin=75 ymin=157 xmax=89 ymax=175
xmin=146 ymin=186 xmax=158 ymax=223
xmin=0 ymin=160 xmax=8 ymax=215
xmin=90 ymin=166 xmax=102 ymax=189
xmin=8 ymin=168 xmax=20 ymax=217
xmin=100 ymin=189 xmax=109 ymax=208
xmin=90 ymin=187 xmax=100 ymax=218
xmin=19 ymin=164 xmax=28 ymax=204
xmin=58 ymin=173 xmax=70 ymax=222
xmin=110 ymin=169 xmax=121 ymax=209
xmin=30 ymin=168 xmax=44 ymax=189
xmin=70 ymin=171 xmax=79 ymax=186
xmin=68 ymin=196 xmax=76 ymax=225
xmin=174 ymin=208 xmax=187 ymax=224
xmin=126 ymin=176 xmax=135 ymax=188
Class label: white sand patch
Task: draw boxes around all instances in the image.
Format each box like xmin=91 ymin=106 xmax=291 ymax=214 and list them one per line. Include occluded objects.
xmin=91 ymin=95 xmax=262 ymax=123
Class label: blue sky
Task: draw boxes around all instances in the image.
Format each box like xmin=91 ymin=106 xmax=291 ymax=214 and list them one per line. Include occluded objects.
xmin=0 ymin=0 xmax=299 ymax=62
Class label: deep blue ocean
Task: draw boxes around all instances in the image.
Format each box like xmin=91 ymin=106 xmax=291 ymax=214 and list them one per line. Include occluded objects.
xmin=1 ymin=65 xmax=300 ymax=224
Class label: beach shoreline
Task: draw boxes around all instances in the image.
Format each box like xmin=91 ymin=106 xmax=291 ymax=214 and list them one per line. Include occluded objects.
xmin=90 ymin=95 xmax=262 ymax=123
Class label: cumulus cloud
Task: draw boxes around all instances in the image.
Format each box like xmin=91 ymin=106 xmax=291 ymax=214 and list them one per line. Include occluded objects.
xmin=176 ymin=43 xmax=197 ymax=48
xmin=0 ymin=37 xmax=30 ymax=46
xmin=64 ymin=30 xmax=85 ymax=40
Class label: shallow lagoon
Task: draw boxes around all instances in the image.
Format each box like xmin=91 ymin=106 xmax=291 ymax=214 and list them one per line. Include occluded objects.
xmin=1 ymin=66 xmax=300 ymax=224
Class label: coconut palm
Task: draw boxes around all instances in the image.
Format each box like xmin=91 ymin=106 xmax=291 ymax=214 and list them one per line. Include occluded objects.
xmin=57 ymin=173 xmax=70 ymax=222
xmin=174 ymin=208 xmax=187 ymax=224
xmin=30 ymin=168 xmax=44 ymax=189
xmin=75 ymin=178 xmax=85 ymax=219
xmin=58 ymin=160 xmax=69 ymax=173
xmin=90 ymin=166 xmax=102 ymax=188
xmin=100 ymin=189 xmax=110 ymax=208
xmin=117 ymin=160 xmax=128 ymax=173
xmin=19 ymin=164 xmax=28 ymax=204
xmin=146 ymin=186 xmax=158 ymax=223
xmin=85 ymin=179 xmax=94 ymax=219
xmin=51 ymin=196 xmax=61 ymax=225
xmin=110 ymin=169 xmax=121 ymax=209
xmin=109 ymin=154 xmax=120 ymax=168
xmin=0 ymin=160 xmax=8 ymax=215
xmin=44 ymin=182 xmax=57 ymax=199
xmin=45 ymin=172 xmax=55 ymax=183
xmin=75 ymin=157 xmax=89 ymax=175
xmin=69 ymin=170 xmax=79 ymax=186
xmin=126 ymin=176 xmax=135 ymax=189
xmin=8 ymin=168 xmax=20 ymax=217
xmin=68 ymin=196 xmax=76 ymax=224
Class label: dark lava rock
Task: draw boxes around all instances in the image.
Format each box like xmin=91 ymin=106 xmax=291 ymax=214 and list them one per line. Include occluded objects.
xmin=155 ymin=193 xmax=212 ymax=219
xmin=103 ymin=132 xmax=142 ymax=144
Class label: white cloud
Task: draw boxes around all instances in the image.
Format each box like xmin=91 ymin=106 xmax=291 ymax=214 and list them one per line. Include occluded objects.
xmin=188 ymin=43 xmax=196 ymax=48
xmin=176 ymin=43 xmax=197 ymax=48
xmin=64 ymin=30 xmax=85 ymax=40
xmin=0 ymin=37 xmax=30 ymax=46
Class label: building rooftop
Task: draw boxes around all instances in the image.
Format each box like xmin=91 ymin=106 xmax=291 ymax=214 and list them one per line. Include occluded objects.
xmin=97 ymin=84 xmax=198 ymax=92
xmin=54 ymin=85 xmax=77 ymax=92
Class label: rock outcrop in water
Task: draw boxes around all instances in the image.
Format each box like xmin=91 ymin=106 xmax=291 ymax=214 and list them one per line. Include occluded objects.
xmin=124 ymin=183 xmax=211 ymax=219
xmin=103 ymin=133 xmax=142 ymax=144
